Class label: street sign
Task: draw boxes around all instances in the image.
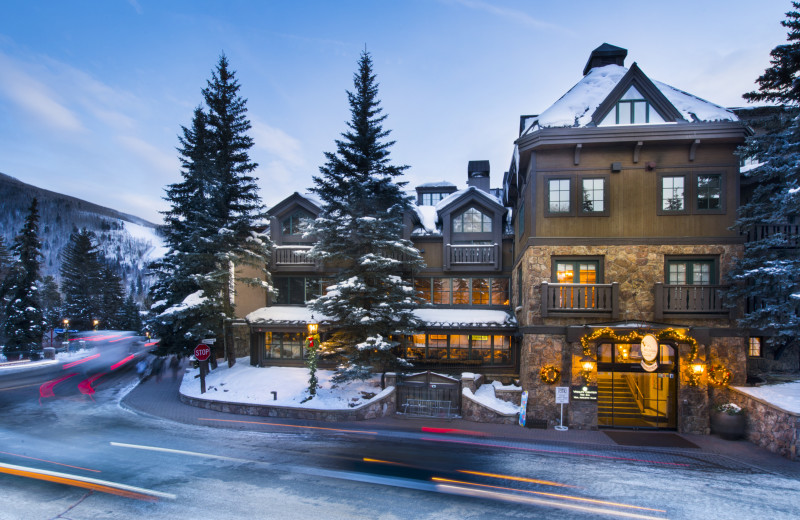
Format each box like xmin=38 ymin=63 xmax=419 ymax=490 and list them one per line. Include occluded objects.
xmin=194 ymin=344 xmax=211 ymax=361
xmin=555 ymin=386 xmax=570 ymax=404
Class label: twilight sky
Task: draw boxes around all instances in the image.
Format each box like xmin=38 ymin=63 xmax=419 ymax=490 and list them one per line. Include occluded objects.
xmin=0 ymin=0 xmax=791 ymax=224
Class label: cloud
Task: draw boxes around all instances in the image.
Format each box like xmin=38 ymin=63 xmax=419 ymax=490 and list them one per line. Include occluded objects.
xmin=116 ymin=135 xmax=178 ymax=176
xmin=127 ymin=0 xmax=143 ymax=15
xmin=250 ymin=118 xmax=306 ymax=167
xmin=0 ymin=51 xmax=85 ymax=132
xmin=446 ymin=0 xmax=568 ymax=32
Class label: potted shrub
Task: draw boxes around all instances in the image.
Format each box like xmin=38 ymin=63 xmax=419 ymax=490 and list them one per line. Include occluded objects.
xmin=710 ymin=403 xmax=746 ymax=440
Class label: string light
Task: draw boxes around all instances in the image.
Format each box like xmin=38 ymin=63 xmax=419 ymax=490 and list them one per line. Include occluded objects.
xmin=539 ymin=364 xmax=561 ymax=384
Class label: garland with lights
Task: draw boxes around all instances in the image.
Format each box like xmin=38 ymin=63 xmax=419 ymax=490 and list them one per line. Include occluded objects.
xmin=301 ymin=334 xmax=321 ymax=401
xmin=707 ymin=364 xmax=732 ymax=387
xmin=539 ymin=364 xmax=561 ymax=384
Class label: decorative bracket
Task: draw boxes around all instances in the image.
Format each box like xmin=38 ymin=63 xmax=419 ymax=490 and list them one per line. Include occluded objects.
xmin=574 ymin=144 xmax=582 ymax=165
xmin=689 ymin=139 xmax=700 ymax=162
xmin=633 ymin=141 xmax=643 ymax=163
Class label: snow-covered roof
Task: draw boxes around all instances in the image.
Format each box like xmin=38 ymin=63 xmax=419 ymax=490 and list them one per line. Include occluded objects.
xmin=413 ymin=308 xmax=517 ymax=328
xmin=246 ymin=306 xmax=331 ymax=325
xmin=524 ymin=64 xmax=737 ymax=133
xmin=417 ymin=181 xmax=457 ymax=189
xmin=435 ymin=186 xmax=504 ymax=212
xmin=412 ymin=205 xmax=440 ymax=235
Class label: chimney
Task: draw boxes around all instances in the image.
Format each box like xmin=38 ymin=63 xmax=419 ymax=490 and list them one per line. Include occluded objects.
xmin=467 ymin=160 xmax=490 ymax=192
xmin=583 ymin=43 xmax=627 ymax=75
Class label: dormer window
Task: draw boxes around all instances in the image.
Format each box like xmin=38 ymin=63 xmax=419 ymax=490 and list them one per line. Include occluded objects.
xmin=421 ymin=192 xmax=448 ymax=206
xmin=282 ymin=210 xmax=311 ymax=236
xmin=453 ymin=207 xmax=492 ymax=233
xmin=600 ymin=86 xmax=665 ymax=126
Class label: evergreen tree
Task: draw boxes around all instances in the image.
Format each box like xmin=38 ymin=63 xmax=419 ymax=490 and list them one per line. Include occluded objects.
xmin=3 ymin=198 xmax=45 ymax=357
xmin=60 ymin=229 xmax=103 ymax=330
xmin=39 ymin=275 xmax=62 ymax=332
xmin=0 ymin=236 xmax=13 ymax=345
xmin=310 ymin=51 xmax=424 ymax=383
xmin=726 ymin=3 xmax=800 ymax=360
xmin=149 ymin=55 xmax=272 ymax=356
xmin=118 ymin=294 xmax=143 ymax=332
xmin=98 ymin=265 xmax=125 ymax=329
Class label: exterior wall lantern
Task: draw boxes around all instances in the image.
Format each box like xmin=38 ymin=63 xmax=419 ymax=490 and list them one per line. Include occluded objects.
xmin=580 ymin=354 xmax=596 ymax=383
xmin=687 ymin=355 xmax=705 ymax=386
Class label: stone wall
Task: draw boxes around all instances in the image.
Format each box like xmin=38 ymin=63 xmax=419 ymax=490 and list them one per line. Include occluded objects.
xmin=494 ymin=388 xmax=522 ymax=406
xmin=713 ymin=386 xmax=799 ymax=461
xmin=228 ymin=321 xmax=251 ymax=359
xmin=461 ymin=389 xmax=519 ymax=424
xmin=180 ymin=387 xmax=395 ymax=422
xmin=520 ymin=333 xmax=567 ymax=427
xmin=515 ymin=243 xmax=743 ymax=327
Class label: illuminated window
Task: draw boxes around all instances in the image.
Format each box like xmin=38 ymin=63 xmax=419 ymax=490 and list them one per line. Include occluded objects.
xmin=555 ymin=261 xmax=597 ymax=283
xmin=453 ymin=207 xmax=492 ymax=233
xmin=452 ymin=278 xmax=470 ymax=304
xmin=471 ymin=278 xmax=489 ymax=305
xmin=415 ymin=278 xmax=431 ymax=303
xmin=748 ymin=337 xmax=762 ymax=358
xmin=433 ymin=278 xmax=451 ymax=304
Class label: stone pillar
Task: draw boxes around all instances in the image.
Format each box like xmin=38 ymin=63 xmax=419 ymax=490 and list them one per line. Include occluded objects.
xmin=461 ymin=372 xmax=483 ymax=393
xmin=520 ymin=334 xmax=567 ymax=427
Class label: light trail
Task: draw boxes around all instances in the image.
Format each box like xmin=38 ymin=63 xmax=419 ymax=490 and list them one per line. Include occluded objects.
xmin=110 ymin=354 xmax=135 ymax=371
xmin=363 ymin=458 xmax=413 ymax=467
xmin=77 ymin=373 xmax=106 ymax=395
xmin=0 ymin=450 xmax=101 ymax=473
xmin=198 ymin=417 xmax=378 ymax=435
xmin=420 ymin=436 xmax=692 ymax=467
xmin=110 ymin=442 xmax=263 ymax=463
xmin=0 ymin=462 xmax=175 ymax=501
xmin=39 ymin=373 xmax=78 ymax=400
xmin=433 ymin=477 xmax=666 ymax=513
xmin=421 ymin=426 xmax=487 ymax=436
xmin=456 ymin=469 xmax=575 ymax=488
xmin=62 ymin=353 xmax=101 ymax=369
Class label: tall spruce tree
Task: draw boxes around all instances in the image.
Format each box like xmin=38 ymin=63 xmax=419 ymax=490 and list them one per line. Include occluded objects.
xmin=60 ymin=229 xmax=103 ymax=330
xmin=39 ymin=275 xmax=62 ymax=332
xmin=149 ymin=55 xmax=271 ymax=356
xmin=0 ymin=236 xmax=13 ymax=345
xmin=310 ymin=51 xmax=423 ymax=383
xmin=726 ymin=3 xmax=800 ymax=360
xmin=3 ymin=198 xmax=45 ymax=357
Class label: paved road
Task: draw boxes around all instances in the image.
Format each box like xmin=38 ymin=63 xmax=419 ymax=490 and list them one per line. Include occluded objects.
xmin=1 ymin=349 xmax=798 ymax=519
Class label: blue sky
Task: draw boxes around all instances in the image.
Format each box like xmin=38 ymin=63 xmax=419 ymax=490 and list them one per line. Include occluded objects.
xmin=0 ymin=0 xmax=791 ymax=223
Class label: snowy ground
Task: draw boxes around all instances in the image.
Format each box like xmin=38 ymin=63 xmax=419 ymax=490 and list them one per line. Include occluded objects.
xmin=733 ymin=379 xmax=800 ymax=414
xmin=179 ymin=358 xmax=390 ymax=410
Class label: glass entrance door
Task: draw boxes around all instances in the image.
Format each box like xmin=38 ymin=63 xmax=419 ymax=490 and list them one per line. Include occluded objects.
xmin=597 ymin=342 xmax=677 ymax=429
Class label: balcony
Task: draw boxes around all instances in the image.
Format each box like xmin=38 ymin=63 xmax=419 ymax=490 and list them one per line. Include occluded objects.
xmin=541 ymin=282 xmax=619 ymax=319
xmin=444 ymin=243 xmax=500 ymax=271
xmin=654 ymin=283 xmax=730 ymax=319
xmin=272 ymin=246 xmax=315 ymax=267
xmin=745 ymin=223 xmax=799 ymax=248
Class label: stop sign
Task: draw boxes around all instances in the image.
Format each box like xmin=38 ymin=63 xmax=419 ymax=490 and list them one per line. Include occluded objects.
xmin=194 ymin=344 xmax=211 ymax=361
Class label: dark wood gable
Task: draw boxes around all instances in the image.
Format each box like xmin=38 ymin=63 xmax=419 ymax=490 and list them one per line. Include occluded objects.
xmin=438 ymin=188 xmax=507 ymax=272
xmin=590 ymin=63 xmax=685 ymax=126
xmin=267 ymin=192 xmax=321 ymax=245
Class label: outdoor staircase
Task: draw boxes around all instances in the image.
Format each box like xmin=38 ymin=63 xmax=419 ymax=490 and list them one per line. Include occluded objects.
xmin=597 ymin=374 xmax=648 ymax=426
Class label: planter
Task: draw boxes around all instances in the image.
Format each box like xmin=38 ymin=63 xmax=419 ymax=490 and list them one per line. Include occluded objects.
xmin=710 ymin=412 xmax=746 ymax=440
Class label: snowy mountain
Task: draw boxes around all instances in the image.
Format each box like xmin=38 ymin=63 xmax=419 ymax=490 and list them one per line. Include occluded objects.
xmin=0 ymin=172 xmax=165 ymax=300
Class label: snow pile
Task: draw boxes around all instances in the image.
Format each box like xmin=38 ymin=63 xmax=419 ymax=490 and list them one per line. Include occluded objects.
xmin=159 ymin=290 xmax=208 ymax=316
xmin=733 ymin=380 xmax=800 ymax=414
xmin=246 ymin=305 xmax=331 ymax=324
xmin=463 ymin=385 xmax=519 ymax=415
xmin=491 ymin=380 xmax=521 ymax=391
xmin=413 ymin=308 xmax=516 ymax=327
xmin=413 ymin=205 xmax=439 ymax=235
xmin=180 ymin=360 xmax=390 ymax=410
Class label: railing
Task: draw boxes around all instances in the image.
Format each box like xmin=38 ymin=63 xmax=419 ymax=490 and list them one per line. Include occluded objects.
xmin=273 ymin=246 xmax=315 ymax=266
xmin=541 ymin=282 xmax=619 ymax=318
xmin=745 ymin=223 xmax=799 ymax=247
xmin=445 ymin=243 xmax=499 ymax=270
xmin=654 ymin=283 xmax=730 ymax=319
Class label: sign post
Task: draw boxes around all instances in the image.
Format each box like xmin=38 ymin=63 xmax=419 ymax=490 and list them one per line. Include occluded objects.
xmin=555 ymin=386 xmax=569 ymax=431
xmin=194 ymin=344 xmax=211 ymax=394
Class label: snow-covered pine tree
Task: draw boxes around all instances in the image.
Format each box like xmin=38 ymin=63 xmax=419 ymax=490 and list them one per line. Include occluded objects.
xmin=98 ymin=265 xmax=125 ymax=329
xmin=3 ymin=198 xmax=45 ymax=357
xmin=726 ymin=3 xmax=800 ymax=362
xmin=39 ymin=275 xmax=62 ymax=332
xmin=60 ymin=228 xmax=104 ymax=331
xmin=118 ymin=293 xmax=143 ymax=332
xmin=0 ymin=236 xmax=13 ymax=344
xmin=310 ymin=51 xmax=424 ymax=383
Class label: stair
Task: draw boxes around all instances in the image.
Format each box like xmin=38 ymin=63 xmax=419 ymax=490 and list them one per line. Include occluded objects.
xmin=598 ymin=374 xmax=649 ymax=426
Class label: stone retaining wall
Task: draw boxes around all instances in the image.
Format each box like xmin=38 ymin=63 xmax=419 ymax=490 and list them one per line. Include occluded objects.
xmin=179 ymin=387 xmax=395 ymax=422
xmin=461 ymin=389 xmax=518 ymax=425
xmin=714 ymin=386 xmax=799 ymax=461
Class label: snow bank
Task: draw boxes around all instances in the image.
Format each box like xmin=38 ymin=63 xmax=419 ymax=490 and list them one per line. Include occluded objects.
xmin=246 ymin=305 xmax=330 ymax=324
xmin=733 ymin=380 xmax=800 ymax=415
xmin=463 ymin=386 xmax=519 ymax=415
xmin=413 ymin=308 xmax=516 ymax=327
xmin=180 ymin=360 xmax=388 ymax=410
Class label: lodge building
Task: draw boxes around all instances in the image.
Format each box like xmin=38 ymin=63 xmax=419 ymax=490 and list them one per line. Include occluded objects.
xmin=229 ymin=44 xmax=790 ymax=434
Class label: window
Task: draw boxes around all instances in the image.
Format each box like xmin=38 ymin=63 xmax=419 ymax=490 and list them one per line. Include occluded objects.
xmin=661 ymin=175 xmax=686 ymax=212
xmin=580 ymin=177 xmax=607 ymax=215
xmin=282 ymin=210 xmax=311 ymax=236
xmin=433 ymin=278 xmax=451 ymax=304
xmin=696 ymin=174 xmax=722 ymax=211
xmin=555 ymin=261 xmax=598 ymax=283
xmin=472 ymin=278 xmax=489 ymax=305
xmin=453 ymin=207 xmax=492 ymax=233
xmin=415 ymin=278 xmax=431 ymax=303
xmin=421 ymin=192 xmax=448 ymax=206
xmin=265 ymin=332 xmax=304 ymax=359
xmin=547 ymin=178 xmax=571 ymax=214
xmin=666 ymin=259 xmax=715 ymax=285
xmin=274 ymin=276 xmax=327 ymax=304
xmin=415 ymin=277 xmax=511 ymax=306
xmin=452 ymin=278 xmax=470 ymax=304
xmin=491 ymin=278 xmax=509 ymax=305
xmin=748 ymin=337 xmax=762 ymax=358
xmin=600 ymin=86 xmax=666 ymax=126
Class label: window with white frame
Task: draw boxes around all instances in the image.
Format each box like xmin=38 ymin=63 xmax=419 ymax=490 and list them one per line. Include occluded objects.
xmin=453 ymin=207 xmax=492 ymax=233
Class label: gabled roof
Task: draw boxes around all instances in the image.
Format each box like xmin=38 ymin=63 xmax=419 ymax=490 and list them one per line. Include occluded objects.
xmin=267 ymin=192 xmax=321 ymax=218
xmin=590 ymin=63 xmax=684 ymax=125
xmin=522 ymin=64 xmax=737 ymax=133
xmin=435 ymin=186 xmax=505 ymax=214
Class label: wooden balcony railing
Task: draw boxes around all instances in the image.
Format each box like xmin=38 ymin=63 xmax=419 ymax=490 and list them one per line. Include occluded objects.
xmin=273 ymin=246 xmax=315 ymax=266
xmin=541 ymin=282 xmax=619 ymax=318
xmin=445 ymin=243 xmax=499 ymax=270
xmin=654 ymin=283 xmax=730 ymax=319
xmin=745 ymin=223 xmax=799 ymax=247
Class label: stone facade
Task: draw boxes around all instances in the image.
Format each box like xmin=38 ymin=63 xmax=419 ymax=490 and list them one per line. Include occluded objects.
xmin=461 ymin=389 xmax=519 ymax=424
xmin=520 ymin=333 xmax=567 ymax=427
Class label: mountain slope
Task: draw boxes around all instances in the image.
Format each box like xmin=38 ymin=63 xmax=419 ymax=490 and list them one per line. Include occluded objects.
xmin=0 ymin=172 xmax=165 ymax=300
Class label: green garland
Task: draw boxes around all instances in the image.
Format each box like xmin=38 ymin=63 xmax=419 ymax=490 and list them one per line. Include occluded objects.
xmin=707 ymin=364 xmax=732 ymax=387
xmin=539 ymin=364 xmax=561 ymax=384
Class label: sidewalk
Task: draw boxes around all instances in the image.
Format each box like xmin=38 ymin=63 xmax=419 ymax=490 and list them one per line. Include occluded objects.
xmin=122 ymin=371 xmax=800 ymax=479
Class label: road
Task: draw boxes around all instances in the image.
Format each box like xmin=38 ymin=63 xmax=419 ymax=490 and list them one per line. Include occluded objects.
xmin=0 ymin=334 xmax=798 ymax=519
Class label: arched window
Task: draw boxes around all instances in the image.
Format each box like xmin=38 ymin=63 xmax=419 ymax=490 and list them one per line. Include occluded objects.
xmin=452 ymin=207 xmax=492 ymax=233
xmin=282 ymin=210 xmax=311 ymax=236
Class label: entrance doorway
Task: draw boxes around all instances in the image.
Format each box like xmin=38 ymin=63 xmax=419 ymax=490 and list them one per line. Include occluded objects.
xmin=596 ymin=342 xmax=677 ymax=429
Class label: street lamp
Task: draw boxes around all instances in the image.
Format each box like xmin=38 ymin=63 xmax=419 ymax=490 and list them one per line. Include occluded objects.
xmin=63 ymin=319 xmax=70 ymax=349
xmin=307 ymin=317 xmax=319 ymax=336
xmin=93 ymin=319 xmax=99 ymax=331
